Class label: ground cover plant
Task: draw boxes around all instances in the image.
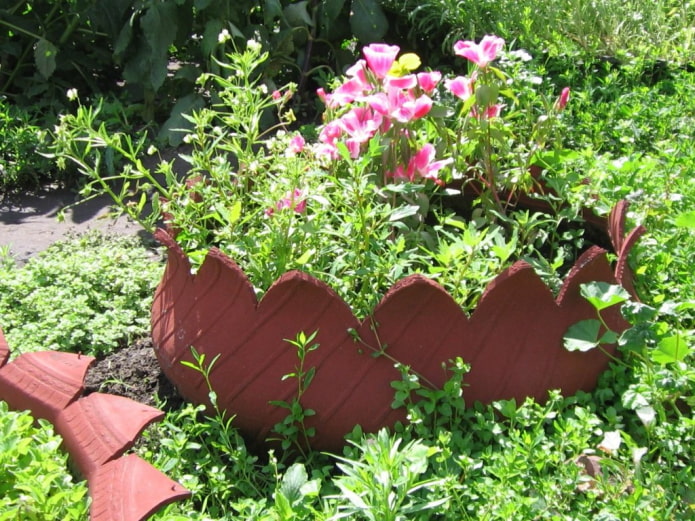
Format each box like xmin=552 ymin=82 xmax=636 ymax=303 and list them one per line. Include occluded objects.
xmin=1 ymin=4 xmax=694 ymax=520
xmin=0 ymin=231 xmax=162 ymax=357
xmin=0 ymin=401 xmax=89 ymax=520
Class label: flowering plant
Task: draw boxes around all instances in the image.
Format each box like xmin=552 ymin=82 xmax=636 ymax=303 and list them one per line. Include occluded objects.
xmin=315 ymin=35 xmax=571 ymax=214
xmin=51 ymin=36 xmax=586 ymax=318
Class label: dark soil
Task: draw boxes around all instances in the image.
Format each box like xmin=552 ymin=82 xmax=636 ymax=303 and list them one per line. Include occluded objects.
xmin=84 ymin=337 xmax=184 ymax=411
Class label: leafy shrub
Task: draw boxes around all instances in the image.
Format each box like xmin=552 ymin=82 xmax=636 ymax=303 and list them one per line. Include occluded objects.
xmin=1 ymin=0 xmax=390 ymax=130
xmin=0 ymin=98 xmax=51 ymax=192
xmin=0 ymin=231 xmax=162 ymax=356
xmin=0 ymin=401 xmax=89 ymax=520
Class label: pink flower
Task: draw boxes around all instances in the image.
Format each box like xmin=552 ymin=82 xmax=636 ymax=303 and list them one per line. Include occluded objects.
xmin=271 ymin=188 xmax=307 ymax=215
xmin=328 ymin=76 xmax=370 ymax=107
xmin=385 ymin=74 xmax=417 ymax=90
xmin=335 ymin=106 xmax=383 ymax=158
xmin=368 ymin=86 xmax=432 ymax=123
xmin=362 ymin=43 xmax=400 ymax=79
xmin=407 ymin=143 xmax=453 ymax=183
xmin=317 ymin=87 xmax=329 ymax=105
xmin=272 ymin=90 xmax=282 ymax=100
xmin=339 ymin=106 xmax=382 ymax=143
xmin=319 ymin=120 xmax=343 ymax=145
xmin=386 ymin=165 xmax=409 ymax=181
xmin=287 ymin=134 xmax=305 ymax=155
xmin=416 ymin=71 xmax=442 ymax=93
xmin=445 ymin=75 xmax=474 ymax=100
xmin=317 ymin=121 xmax=344 ymax=159
xmin=315 ymin=142 xmax=340 ymax=160
xmin=453 ymin=35 xmax=505 ymax=68
xmin=555 ymin=87 xmax=570 ymax=111
xmin=479 ymin=103 xmax=504 ymax=119
xmin=406 ymin=94 xmax=433 ymax=119
xmin=345 ymin=59 xmax=370 ymax=83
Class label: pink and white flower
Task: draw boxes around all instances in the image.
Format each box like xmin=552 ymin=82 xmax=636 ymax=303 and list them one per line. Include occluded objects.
xmin=362 ymin=43 xmax=400 ymax=79
xmin=479 ymin=103 xmax=504 ymax=119
xmin=406 ymin=143 xmax=453 ymax=183
xmin=453 ymin=35 xmax=505 ymax=68
xmin=445 ymin=75 xmax=475 ymax=100
xmin=287 ymin=134 xmax=306 ymax=155
xmin=338 ymin=106 xmax=383 ymax=158
xmin=416 ymin=71 xmax=442 ymax=93
xmin=368 ymin=88 xmax=432 ymax=123
xmin=267 ymin=188 xmax=307 ymax=216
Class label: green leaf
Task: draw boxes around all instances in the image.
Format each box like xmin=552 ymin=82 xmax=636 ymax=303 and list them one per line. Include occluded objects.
xmin=475 ymin=84 xmax=499 ymax=107
xmin=304 ymin=366 xmax=316 ymax=388
xmin=280 ymin=462 xmax=308 ymax=504
xmin=113 ymin=21 xmax=133 ymax=57
xmin=675 ymin=211 xmax=695 ymax=229
xmin=350 ymin=0 xmax=388 ymax=43
xmin=389 ymin=204 xmax=420 ymax=221
xmin=202 ymin=19 xmax=224 ymax=57
xmin=228 ymin=200 xmax=242 ymax=225
xmin=636 ymin=405 xmax=656 ymax=427
xmin=284 ymin=1 xmax=313 ymax=27
xmin=599 ymin=330 xmax=619 ymax=345
xmin=274 ymin=490 xmax=293 ymax=516
xmin=139 ymin=2 xmax=178 ymax=91
xmin=295 ymin=248 xmax=314 ymax=265
xmin=580 ymin=282 xmax=630 ymax=311
xmin=157 ymin=93 xmax=205 ymax=146
xmin=264 ymin=0 xmax=284 ymax=24
xmin=651 ymin=334 xmax=691 ymax=364
xmin=493 ymin=398 xmax=517 ymax=419
xmin=318 ymin=0 xmax=347 ymax=37
xmin=34 ymin=39 xmax=57 ymax=79
xmin=563 ymin=319 xmax=602 ymax=352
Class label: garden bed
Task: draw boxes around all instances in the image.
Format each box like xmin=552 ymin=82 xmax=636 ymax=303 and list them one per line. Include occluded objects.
xmin=84 ymin=336 xmax=183 ymax=411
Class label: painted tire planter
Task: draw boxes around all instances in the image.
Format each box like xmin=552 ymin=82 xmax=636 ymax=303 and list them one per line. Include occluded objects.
xmin=151 ymin=200 xmax=645 ymax=451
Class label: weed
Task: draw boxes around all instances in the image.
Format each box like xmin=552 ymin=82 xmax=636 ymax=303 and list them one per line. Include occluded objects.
xmin=269 ymin=330 xmax=320 ymax=459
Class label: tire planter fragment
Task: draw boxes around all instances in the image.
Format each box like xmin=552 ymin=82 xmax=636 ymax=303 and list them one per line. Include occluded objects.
xmin=151 ymin=200 xmax=645 ymax=451
xmin=0 ymin=328 xmax=191 ymax=521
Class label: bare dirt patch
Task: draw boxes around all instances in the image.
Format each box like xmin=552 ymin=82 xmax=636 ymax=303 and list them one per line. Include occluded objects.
xmin=84 ymin=337 xmax=184 ymax=411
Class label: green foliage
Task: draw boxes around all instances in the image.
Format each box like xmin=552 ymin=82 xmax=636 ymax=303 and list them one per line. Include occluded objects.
xmin=554 ymin=67 xmax=695 ymax=304
xmin=50 ymin=41 xmax=593 ymax=318
xmin=269 ymin=330 xmax=320 ymax=458
xmin=0 ymin=401 xmax=89 ymax=520
xmin=0 ymin=231 xmax=162 ymax=356
xmin=0 ymin=97 xmax=51 ymax=192
xmin=5 ymin=5 xmax=695 ymax=519
xmin=383 ymin=0 xmax=695 ymax=66
xmin=329 ymin=428 xmax=447 ymax=520
xmin=139 ymin=402 xmax=274 ymax=519
xmin=1 ymin=0 xmax=388 ymax=129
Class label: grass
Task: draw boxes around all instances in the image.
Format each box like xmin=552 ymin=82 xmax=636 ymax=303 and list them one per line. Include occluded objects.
xmin=1 ymin=4 xmax=694 ymax=520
